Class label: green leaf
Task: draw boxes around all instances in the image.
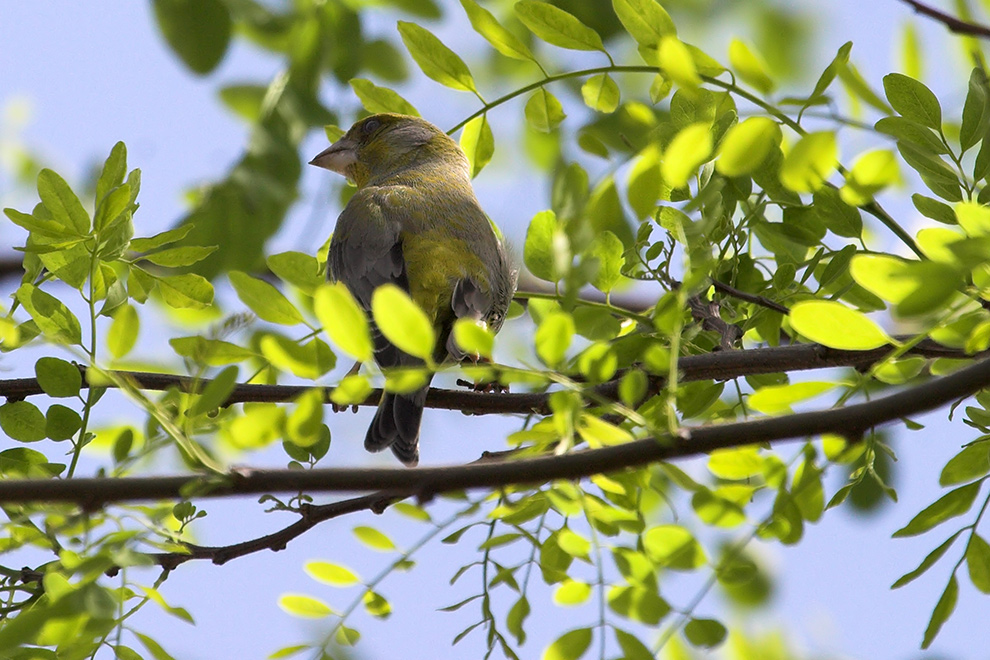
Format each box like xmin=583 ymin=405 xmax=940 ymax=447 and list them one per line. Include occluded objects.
xmin=892 ymin=532 xmax=960 ymax=588
xmin=35 ymin=357 xmax=82 ymax=398
xmin=140 ymin=246 xmax=216 ymax=267
xmin=129 ymin=225 xmax=194 ymax=252
xmin=613 ymin=629 xmax=654 ymax=660
xmin=108 ymin=304 xmax=140 ymax=359
xmin=643 ymin=524 xmax=706 ymax=569
xmin=460 ymin=114 xmax=495 ymax=178
xmin=349 ymin=79 xmax=419 ymax=116
xmin=657 ymin=36 xmax=701 ymax=89
xmin=875 ymin=116 xmax=947 ymax=154
xmin=553 ymin=580 xmax=591 ymax=606
xmin=398 ymin=21 xmax=477 ymax=93
xmin=170 ymin=336 xmax=255 ymax=366
xmin=229 ymin=271 xmax=303 ymax=325
xmin=461 ymin=0 xmax=537 ymax=62
xmin=748 ymin=381 xmax=834 ymax=414
xmin=3 ymin=207 xmax=70 ymax=238
xmin=607 ymin=585 xmax=669 ymax=624
xmin=96 ymin=142 xmax=127 ymax=204
xmin=260 ymin=335 xmax=335 ymax=380
xmin=372 ymin=284 xmax=436 ymax=361
xmin=515 ymin=1 xmax=605 ymax=53
xmin=330 ymin=374 xmax=373 ymax=406
xmin=612 ymin=0 xmax=675 ymax=48
xmin=452 ymin=318 xmax=494 ymax=359
xmin=507 ymin=596 xmax=531 ymax=645
xmin=285 ymin=389 xmax=325 ymax=448
xmin=156 ymin=273 xmax=214 ymax=309
xmin=626 ymin=145 xmax=661 ymax=218
xmin=305 ymin=561 xmax=360 ymax=586
xmin=267 ymin=251 xmax=324 ymax=294
xmin=314 ymin=283 xmax=373 ymax=362
xmin=588 ymin=230 xmax=624 ymax=294
xmin=152 ymin=0 xmax=231 ymax=75
xmin=912 ymin=194 xmax=956 ymax=225
xmin=850 ymin=255 xmax=959 ymax=316
xmin=135 ymin=632 xmax=178 ymax=660
xmin=708 ymin=447 xmax=764 ymax=479
xmin=893 ymin=482 xmax=982 ymax=537
xmin=218 ymin=84 xmax=266 ymax=122
xmin=16 ymin=284 xmax=82 ymax=344
xmin=780 ymin=131 xmax=838 ymax=193
xmin=691 ymin=488 xmax=745 ymax=527
xmin=840 ymin=149 xmax=900 ymax=206
xmin=581 ymin=74 xmax=620 ymax=113
xmin=813 ymin=186 xmax=862 ymax=238
xmin=662 ymin=122 xmax=712 ymax=188
xmin=940 ymin=439 xmax=990 ymax=485
xmin=525 ymin=89 xmax=566 ymax=132
xmin=808 ymin=41 xmax=851 ymax=101
xmin=37 ymin=168 xmax=90 ymax=235
xmin=789 ymin=300 xmax=890 ymax=350
xmin=524 ymin=210 xmax=564 ymax=281
xmin=188 ymin=366 xmax=239 ymax=417
xmin=223 ymin=403 xmax=283 ymax=450
xmin=0 ymin=401 xmax=47 ymax=442
xmin=353 ymin=526 xmax=397 ymax=552
xmin=363 ymin=591 xmax=392 ymax=619
xmin=535 ymin=311 xmax=574 ymax=367
xmin=728 ymin=39 xmax=774 ymax=93
xmin=277 ymin=594 xmax=333 ymax=619
xmin=922 ymin=576 xmax=957 ymax=649
xmin=45 ymin=404 xmax=82 ymax=441
xmin=898 ymin=141 xmax=962 ymax=201
xmin=684 ymin=618 xmax=727 ymax=648
xmin=884 ymin=72 xmax=942 ymax=129
xmin=966 ymin=534 xmax=990 ymax=593
xmin=542 ymin=628 xmax=592 ymax=660
xmin=716 ymin=117 xmax=781 ymax=177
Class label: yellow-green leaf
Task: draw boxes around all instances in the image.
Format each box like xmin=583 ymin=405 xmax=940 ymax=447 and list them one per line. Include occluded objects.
xmin=314 ymin=283 xmax=373 ymax=363
xmin=515 ymin=1 xmax=605 ymax=53
xmin=398 ymin=21 xmax=477 ymax=93
xmin=716 ymin=117 xmax=781 ymax=177
xmin=789 ymin=300 xmax=891 ymax=350
xmin=780 ymin=131 xmax=838 ymax=193
xmin=662 ymin=122 xmax=712 ymax=188
xmin=371 ymin=284 xmax=436 ymax=361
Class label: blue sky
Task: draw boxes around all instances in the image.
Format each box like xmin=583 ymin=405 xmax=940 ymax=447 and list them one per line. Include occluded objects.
xmin=2 ymin=1 xmax=988 ymax=658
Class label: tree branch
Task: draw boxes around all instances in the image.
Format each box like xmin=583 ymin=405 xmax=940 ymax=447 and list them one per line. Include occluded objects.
xmin=898 ymin=0 xmax=990 ymax=37
xmin=135 ymin=492 xmax=401 ymax=571
xmin=3 ymin=353 xmax=989 ymax=506
xmin=1 ymin=340 xmax=976 ymax=416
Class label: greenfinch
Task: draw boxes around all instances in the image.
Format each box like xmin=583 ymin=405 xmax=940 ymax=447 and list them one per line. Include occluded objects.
xmin=310 ymin=114 xmax=516 ymax=466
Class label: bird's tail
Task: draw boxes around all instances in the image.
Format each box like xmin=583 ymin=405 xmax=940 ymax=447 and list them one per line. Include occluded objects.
xmin=364 ymin=384 xmax=429 ymax=466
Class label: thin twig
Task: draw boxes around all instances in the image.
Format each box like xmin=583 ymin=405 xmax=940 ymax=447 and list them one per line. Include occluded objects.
xmin=898 ymin=0 xmax=990 ymax=37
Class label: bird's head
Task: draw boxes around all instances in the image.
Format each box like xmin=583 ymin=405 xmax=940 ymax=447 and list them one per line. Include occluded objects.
xmin=309 ymin=114 xmax=467 ymax=187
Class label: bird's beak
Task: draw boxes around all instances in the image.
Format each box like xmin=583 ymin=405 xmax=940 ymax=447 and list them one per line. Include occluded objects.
xmin=309 ymin=135 xmax=359 ymax=176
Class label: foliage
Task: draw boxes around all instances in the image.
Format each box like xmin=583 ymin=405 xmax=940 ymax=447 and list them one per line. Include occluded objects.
xmin=4 ymin=0 xmax=990 ymax=658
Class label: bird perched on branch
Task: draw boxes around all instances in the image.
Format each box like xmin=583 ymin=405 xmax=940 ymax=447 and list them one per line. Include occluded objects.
xmin=310 ymin=114 xmax=516 ymax=466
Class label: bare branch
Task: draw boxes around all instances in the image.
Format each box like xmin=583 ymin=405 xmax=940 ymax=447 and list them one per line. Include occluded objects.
xmin=1 ymin=340 xmax=976 ymax=416
xmin=3 ymin=354 xmax=989 ymax=507
xmin=898 ymin=0 xmax=990 ymax=38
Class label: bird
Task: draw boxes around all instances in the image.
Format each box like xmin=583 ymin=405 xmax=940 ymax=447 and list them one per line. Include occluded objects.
xmin=310 ymin=113 xmax=516 ymax=466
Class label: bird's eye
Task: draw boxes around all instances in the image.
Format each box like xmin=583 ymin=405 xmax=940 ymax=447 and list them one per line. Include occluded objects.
xmin=362 ymin=118 xmax=381 ymax=135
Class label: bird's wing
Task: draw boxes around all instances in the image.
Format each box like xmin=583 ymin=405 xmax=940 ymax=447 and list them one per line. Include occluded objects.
xmin=329 ymin=188 xmax=409 ymax=369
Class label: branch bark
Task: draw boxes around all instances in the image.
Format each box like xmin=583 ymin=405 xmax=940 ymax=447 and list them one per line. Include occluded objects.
xmin=1 ymin=339 xmax=976 ymax=416
xmin=3 ymin=353 xmax=989 ymax=506
xmin=898 ymin=0 xmax=990 ymax=37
